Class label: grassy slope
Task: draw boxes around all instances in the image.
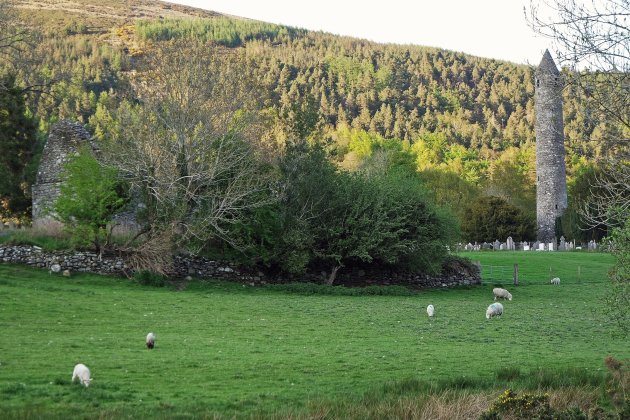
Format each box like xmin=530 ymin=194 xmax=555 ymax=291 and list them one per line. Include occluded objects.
xmin=0 ymin=252 xmax=627 ymax=417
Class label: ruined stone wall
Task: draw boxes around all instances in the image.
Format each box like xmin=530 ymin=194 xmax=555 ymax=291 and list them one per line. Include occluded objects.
xmin=535 ymin=51 xmax=568 ymax=243
xmin=31 ymin=121 xmax=93 ymax=227
xmin=0 ymin=245 xmax=480 ymax=288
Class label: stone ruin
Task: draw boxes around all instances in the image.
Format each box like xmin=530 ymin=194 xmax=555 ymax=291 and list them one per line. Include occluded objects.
xmin=31 ymin=120 xmax=94 ymax=228
xmin=30 ymin=120 xmax=138 ymax=231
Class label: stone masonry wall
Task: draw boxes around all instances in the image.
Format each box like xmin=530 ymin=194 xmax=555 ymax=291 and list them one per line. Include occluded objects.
xmin=0 ymin=245 xmax=480 ymax=288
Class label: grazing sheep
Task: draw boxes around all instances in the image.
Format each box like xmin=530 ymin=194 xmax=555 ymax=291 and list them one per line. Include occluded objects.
xmin=146 ymin=332 xmax=156 ymax=349
xmin=71 ymin=363 xmax=91 ymax=387
xmin=551 ymin=277 xmax=560 ymax=285
xmin=427 ymin=304 xmax=435 ymax=318
xmin=493 ymin=287 xmax=513 ymax=301
xmin=486 ymin=302 xmax=504 ymax=319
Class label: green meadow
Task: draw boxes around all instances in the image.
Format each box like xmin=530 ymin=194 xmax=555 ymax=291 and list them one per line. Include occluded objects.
xmin=0 ymin=251 xmax=627 ymax=418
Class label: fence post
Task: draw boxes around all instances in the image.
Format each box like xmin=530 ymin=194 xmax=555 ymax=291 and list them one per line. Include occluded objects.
xmin=513 ymin=263 xmax=519 ymax=286
xmin=578 ymin=265 xmax=581 ymax=282
xmin=474 ymin=261 xmax=482 ymax=283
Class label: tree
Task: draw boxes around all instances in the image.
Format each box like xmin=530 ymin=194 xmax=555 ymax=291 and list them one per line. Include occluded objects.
xmin=0 ymin=1 xmax=49 ymax=95
xmin=560 ymin=165 xmax=609 ymax=241
xmin=53 ymin=149 xmax=128 ymax=253
xmin=462 ymin=195 xmax=536 ymax=243
xmin=606 ymin=220 xmax=630 ymax=336
xmin=100 ymin=41 xmax=275 ymax=259
xmin=277 ymin=142 xmax=456 ymax=284
xmin=484 ymin=145 xmax=536 ymax=214
xmin=0 ymin=73 xmax=37 ymax=221
xmin=419 ymin=168 xmax=482 ymax=223
xmin=0 ymin=1 xmax=29 ymax=91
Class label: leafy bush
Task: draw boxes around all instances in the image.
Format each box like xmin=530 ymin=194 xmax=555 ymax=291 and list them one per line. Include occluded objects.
xmin=275 ymin=142 xmax=457 ymax=283
xmin=133 ymin=270 xmax=167 ymax=288
xmin=480 ymin=389 xmax=587 ymax=420
xmin=605 ymin=356 xmax=629 ymax=410
xmin=605 ymin=221 xmax=630 ymax=337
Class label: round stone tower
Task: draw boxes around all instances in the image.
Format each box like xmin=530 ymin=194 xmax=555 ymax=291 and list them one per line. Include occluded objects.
xmin=535 ymin=50 xmax=568 ymax=243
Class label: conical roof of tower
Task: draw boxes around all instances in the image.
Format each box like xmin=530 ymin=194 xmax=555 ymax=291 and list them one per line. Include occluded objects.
xmin=536 ymin=49 xmax=560 ymax=75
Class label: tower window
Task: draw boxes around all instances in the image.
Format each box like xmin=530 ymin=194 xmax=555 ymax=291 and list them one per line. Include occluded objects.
xmin=536 ymin=79 xmax=540 ymax=87
xmin=555 ymin=204 xmax=558 ymax=209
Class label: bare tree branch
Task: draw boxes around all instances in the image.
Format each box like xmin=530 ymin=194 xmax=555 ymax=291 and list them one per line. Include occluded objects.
xmin=101 ymin=41 xmax=277 ymax=256
xmin=527 ymin=0 xmax=629 ymax=130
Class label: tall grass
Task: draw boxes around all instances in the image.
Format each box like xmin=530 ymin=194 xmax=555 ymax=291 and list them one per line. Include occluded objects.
xmin=0 ymin=228 xmax=73 ymax=250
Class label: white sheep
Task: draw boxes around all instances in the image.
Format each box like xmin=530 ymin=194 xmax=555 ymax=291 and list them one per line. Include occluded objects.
xmin=426 ymin=304 xmax=435 ymax=318
xmin=71 ymin=363 xmax=91 ymax=387
xmin=486 ymin=302 xmax=504 ymax=319
xmin=146 ymin=332 xmax=156 ymax=349
xmin=551 ymin=277 xmax=560 ymax=285
xmin=493 ymin=287 xmax=512 ymax=301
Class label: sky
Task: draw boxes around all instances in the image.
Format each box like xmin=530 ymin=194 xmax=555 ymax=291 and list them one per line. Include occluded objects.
xmin=166 ymin=0 xmax=552 ymax=65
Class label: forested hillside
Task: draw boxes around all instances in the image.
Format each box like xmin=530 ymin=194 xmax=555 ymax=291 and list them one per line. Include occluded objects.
xmin=3 ymin=0 xmax=622 ymax=243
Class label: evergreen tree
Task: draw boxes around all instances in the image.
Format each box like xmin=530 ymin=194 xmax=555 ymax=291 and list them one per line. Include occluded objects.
xmin=0 ymin=74 xmax=37 ymax=221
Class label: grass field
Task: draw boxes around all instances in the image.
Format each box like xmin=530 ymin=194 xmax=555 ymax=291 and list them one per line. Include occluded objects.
xmin=462 ymin=250 xmax=615 ymax=285
xmin=0 ymin=251 xmax=627 ymax=418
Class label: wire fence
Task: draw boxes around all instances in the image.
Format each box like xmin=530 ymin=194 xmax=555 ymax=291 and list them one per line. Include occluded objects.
xmin=479 ymin=263 xmax=609 ymax=286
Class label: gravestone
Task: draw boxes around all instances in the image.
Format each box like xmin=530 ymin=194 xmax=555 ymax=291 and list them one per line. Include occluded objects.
xmin=506 ymin=236 xmax=514 ymax=250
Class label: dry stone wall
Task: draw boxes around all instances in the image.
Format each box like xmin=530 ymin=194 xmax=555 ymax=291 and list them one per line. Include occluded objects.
xmin=0 ymin=245 xmax=480 ymax=288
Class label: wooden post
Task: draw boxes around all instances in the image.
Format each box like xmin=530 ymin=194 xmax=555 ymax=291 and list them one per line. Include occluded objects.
xmin=578 ymin=265 xmax=581 ymax=282
xmin=473 ymin=260 xmax=482 ymax=282
xmin=513 ymin=263 xmax=519 ymax=286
